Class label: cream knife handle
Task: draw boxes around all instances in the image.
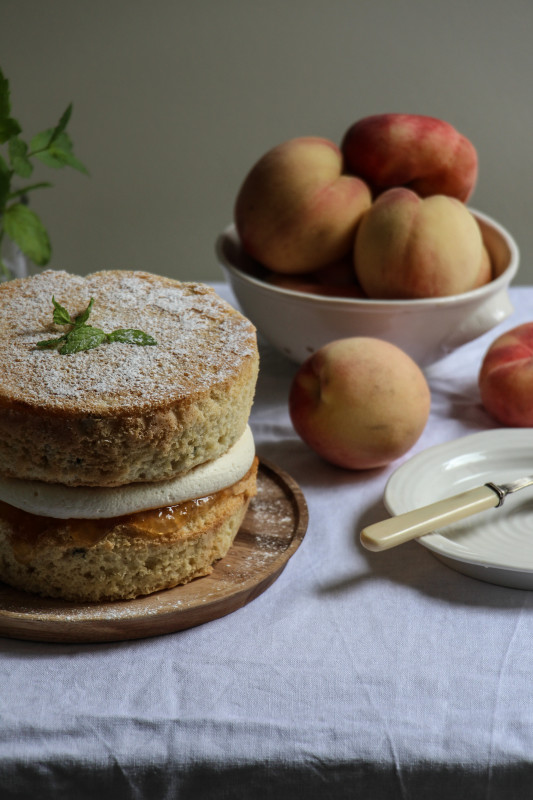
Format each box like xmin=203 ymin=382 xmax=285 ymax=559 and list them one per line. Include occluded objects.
xmin=360 ymin=484 xmax=500 ymax=552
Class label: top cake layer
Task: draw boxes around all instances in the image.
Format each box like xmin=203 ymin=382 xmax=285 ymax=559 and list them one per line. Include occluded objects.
xmin=0 ymin=270 xmax=259 ymax=486
xmin=0 ymin=269 xmax=256 ymax=413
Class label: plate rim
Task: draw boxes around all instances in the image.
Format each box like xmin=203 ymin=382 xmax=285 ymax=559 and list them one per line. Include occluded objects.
xmin=384 ymin=428 xmax=533 ymax=574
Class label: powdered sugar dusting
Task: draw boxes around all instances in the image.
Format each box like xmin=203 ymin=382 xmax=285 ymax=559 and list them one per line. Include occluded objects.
xmin=0 ymin=270 xmax=257 ymax=412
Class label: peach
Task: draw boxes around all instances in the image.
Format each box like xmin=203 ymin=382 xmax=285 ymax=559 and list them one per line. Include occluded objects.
xmin=266 ymin=256 xmax=366 ymax=298
xmin=341 ymin=113 xmax=478 ymax=201
xmin=234 ymin=137 xmax=372 ymax=274
xmin=472 ymin=246 xmax=493 ymax=289
xmin=479 ymin=323 xmax=533 ymax=426
xmin=314 ymin=257 xmax=364 ymax=290
xmin=289 ymin=337 xmax=431 ymax=470
xmin=353 ymin=188 xmax=486 ymax=299
xmin=267 ymin=274 xmax=366 ymax=298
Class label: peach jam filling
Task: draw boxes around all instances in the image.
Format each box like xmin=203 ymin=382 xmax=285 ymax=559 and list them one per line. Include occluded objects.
xmin=2 ymin=460 xmax=257 ymax=564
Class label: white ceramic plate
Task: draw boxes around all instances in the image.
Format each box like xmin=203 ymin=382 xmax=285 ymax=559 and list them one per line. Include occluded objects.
xmin=384 ymin=429 xmax=533 ymax=590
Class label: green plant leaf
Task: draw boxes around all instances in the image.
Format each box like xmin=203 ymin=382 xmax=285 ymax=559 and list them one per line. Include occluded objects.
xmin=52 ymin=149 xmax=89 ymax=175
xmin=0 ymin=68 xmax=10 ymax=119
xmin=107 ymin=328 xmax=158 ymax=346
xmin=0 ymin=155 xmax=11 ymax=209
xmin=0 ymin=69 xmax=21 ymax=144
xmin=35 ymin=334 xmax=67 ymax=350
xmin=0 ymin=70 xmax=89 ymax=277
xmin=36 ymin=298 xmax=156 ymax=355
xmin=3 ymin=203 xmax=51 ymax=266
xmin=8 ymin=136 xmax=33 ymax=178
xmin=52 ymin=296 xmax=74 ymax=325
xmin=59 ymin=325 xmax=107 ymax=354
xmin=74 ymin=297 xmax=94 ymax=326
xmin=30 ymin=129 xmax=89 ymax=175
xmin=47 ymin=103 xmax=73 ymax=147
xmin=0 ymin=117 xmax=21 ymax=145
xmin=30 ymin=126 xmax=71 ymax=152
xmin=7 ymin=181 xmax=53 ymax=202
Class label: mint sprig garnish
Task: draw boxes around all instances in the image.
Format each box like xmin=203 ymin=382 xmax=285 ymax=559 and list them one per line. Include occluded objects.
xmin=49 ymin=294 xmax=94 ymax=327
xmin=36 ymin=296 xmax=157 ymax=355
xmin=0 ymin=66 xmax=89 ymax=278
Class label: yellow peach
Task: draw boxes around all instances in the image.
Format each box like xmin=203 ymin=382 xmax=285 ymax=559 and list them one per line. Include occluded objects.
xmin=289 ymin=337 xmax=431 ymax=470
xmin=234 ymin=137 xmax=371 ymax=274
xmin=354 ymin=188 xmax=485 ymax=299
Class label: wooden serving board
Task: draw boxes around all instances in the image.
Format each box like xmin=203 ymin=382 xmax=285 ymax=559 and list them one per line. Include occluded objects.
xmin=0 ymin=459 xmax=308 ymax=644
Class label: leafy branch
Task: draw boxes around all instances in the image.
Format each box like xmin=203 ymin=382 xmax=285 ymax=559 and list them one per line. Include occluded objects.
xmin=0 ymin=67 xmax=89 ymax=277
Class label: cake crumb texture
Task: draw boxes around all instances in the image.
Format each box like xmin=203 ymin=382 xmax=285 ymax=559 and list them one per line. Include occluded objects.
xmin=0 ymin=270 xmax=259 ymax=485
xmin=0 ymin=459 xmax=258 ymax=602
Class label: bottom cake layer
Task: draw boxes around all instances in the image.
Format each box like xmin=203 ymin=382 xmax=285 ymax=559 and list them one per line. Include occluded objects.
xmin=0 ymin=459 xmax=258 ymax=602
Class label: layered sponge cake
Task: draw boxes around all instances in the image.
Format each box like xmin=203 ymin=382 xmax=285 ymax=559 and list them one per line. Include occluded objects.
xmin=0 ymin=269 xmax=259 ymax=601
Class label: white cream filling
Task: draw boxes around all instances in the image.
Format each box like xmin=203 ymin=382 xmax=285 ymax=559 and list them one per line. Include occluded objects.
xmin=0 ymin=426 xmax=255 ymax=519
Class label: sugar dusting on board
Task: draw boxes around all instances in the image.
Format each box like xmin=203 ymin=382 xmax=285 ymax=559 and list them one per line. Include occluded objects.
xmin=0 ymin=270 xmax=257 ymax=411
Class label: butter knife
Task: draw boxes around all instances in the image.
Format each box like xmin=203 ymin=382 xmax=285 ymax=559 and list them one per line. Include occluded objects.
xmin=360 ymin=475 xmax=533 ymax=552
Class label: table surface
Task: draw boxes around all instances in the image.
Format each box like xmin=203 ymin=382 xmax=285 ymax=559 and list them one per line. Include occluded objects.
xmin=2 ymin=284 xmax=533 ymax=799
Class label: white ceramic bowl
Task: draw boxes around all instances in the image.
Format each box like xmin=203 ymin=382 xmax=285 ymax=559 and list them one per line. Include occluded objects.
xmin=216 ymin=210 xmax=519 ymax=367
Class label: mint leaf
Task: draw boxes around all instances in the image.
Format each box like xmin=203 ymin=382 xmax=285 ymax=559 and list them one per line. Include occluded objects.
xmin=59 ymin=325 xmax=107 ymax=354
xmin=0 ymin=69 xmax=21 ymax=144
xmin=0 ymin=118 xmax=21 ymax=144
xmin=107 ymin=328 xmax=158 ymax=346
xmin=36 ymin=334 xmax=67 ymax=350
xmin=3 ymin=203 xmax=51 ymax=265
xmin=0 ymin=70 xmax=89 ymax=278
xmin=30 ymin=129 xmax=89 ymax=175
xmin=36 ymin=297 xmax=157 ymax=355
xmin=0 ymin=68 xmax=11 ymax=120
xmin=74 ymin=297 xmax=94 ymax=326
xmin=52 ymin=149 xmax=88 ymax=175
xmin=52 ymin=296 xmax=74 ymax=325
xmin=7 ymin=181 xmax=53 ymax=202
xmin=47 ymin=104 xmax=73 ymax=148
xmin=29 ymin=127 xmax=61 ymax=154
xmin=8 ymin=136 xmax=33 ymax=178
xmin=0 ymin=155 xmax=10 ymax=209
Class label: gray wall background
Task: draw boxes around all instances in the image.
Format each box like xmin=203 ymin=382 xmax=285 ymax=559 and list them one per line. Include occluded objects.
xmin=2 ymin=0 xmax=532 ymax=284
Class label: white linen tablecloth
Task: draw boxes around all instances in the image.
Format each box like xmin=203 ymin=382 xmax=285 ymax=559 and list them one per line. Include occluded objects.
xmin=2 ymin=284 xmax=533 ymax=799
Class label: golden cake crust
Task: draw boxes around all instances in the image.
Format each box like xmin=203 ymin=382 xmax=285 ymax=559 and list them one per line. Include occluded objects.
xmin=0 ymin=270 xmax=258 ymax=485
xmin=0 ymin=459 xmax=258 ymax=602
